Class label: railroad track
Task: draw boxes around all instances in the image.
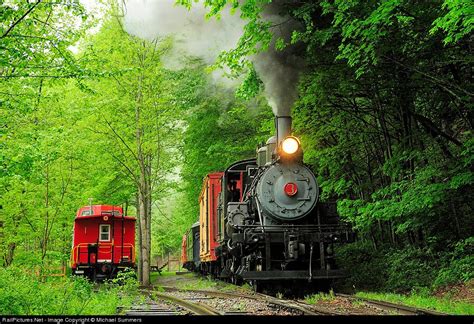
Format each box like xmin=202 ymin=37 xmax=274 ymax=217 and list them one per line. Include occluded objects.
xmin=120 ymin=282 xmax=448 ymax=316
xmin=159 ymin=286 xmax=335 ymax=315
xmin=334 ymin=293 xmax=447 ymax=315
xmin=117 ymin=289 xmax=221 ymax=316
xmin=158 ymin=286 xmax=448 ymax=316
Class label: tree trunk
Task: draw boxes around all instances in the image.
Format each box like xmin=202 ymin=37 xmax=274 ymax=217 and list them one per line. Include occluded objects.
xmin=138 ymin=185 xmax=150 ymax=286
xmin=3 ymin=243 xmax=16 ymax=267
xmin=136 ymin=196 xmax=143 ymax=283
xmin=135 ymin=64 xmax=151 ymax=286
xmin=41 ymin=162 xmax=50 ymax=262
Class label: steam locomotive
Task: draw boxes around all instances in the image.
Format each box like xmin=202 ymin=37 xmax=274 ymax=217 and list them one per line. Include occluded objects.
xmin=181 ymin=116 xmax=354 ymax=293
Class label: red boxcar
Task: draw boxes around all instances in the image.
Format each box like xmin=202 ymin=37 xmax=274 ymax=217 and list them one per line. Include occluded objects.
xmin=70 ymin=205 xmax=136 ymax=280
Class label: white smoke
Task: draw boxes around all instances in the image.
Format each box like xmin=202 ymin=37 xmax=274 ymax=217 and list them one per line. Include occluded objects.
xmin=123 ymin=0 xmax=245 ymax=86
xmin=123 ymin=0 xmax=304 ymax=115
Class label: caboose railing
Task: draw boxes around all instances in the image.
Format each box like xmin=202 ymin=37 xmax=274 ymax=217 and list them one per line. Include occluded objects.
xmin=71 ymin=243 xmax=135 ymax=266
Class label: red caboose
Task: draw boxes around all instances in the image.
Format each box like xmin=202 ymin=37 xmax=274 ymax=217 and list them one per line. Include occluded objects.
xmin=70 ymin=205 xmax=136 ymax=280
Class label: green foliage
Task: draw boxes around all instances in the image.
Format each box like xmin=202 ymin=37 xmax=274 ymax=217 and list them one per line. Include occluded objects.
xmin=0 ymin=0 xmax=102 ymax=81
xmin=335 ymin=241 xmax=388 ymax=291
xmin=0 ymin=267 xmax=139 ymax=315
xmin=336 ymin=238 xmax=474 ymax=293
xmin=356 ymin=291 xmax=474 ymax=315
xmin=305 ymin=290 xmax=335 ymax=304
xmin=430 ymin=0 xmax=474 ymax=44
xmin=434 ymin=237 xmax=474 ymax=287
xmin=1 ymin=0 xmax=472 ymax=312
xmin=0 ymin=2 xmax=112 ymax=269
xmin=384 ymin=247 xmax=439 ymax=292
xmin=235 ymin=63 xmax=264 ymax=100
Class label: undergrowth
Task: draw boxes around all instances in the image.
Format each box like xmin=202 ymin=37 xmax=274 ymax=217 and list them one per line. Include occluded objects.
xmin=356 ymin=291 xmax=474 ymax=315
xmin=0 ymin=267 xmax=140 ymax=315
xmin=305 ymin=289 xmax=336 ymax=304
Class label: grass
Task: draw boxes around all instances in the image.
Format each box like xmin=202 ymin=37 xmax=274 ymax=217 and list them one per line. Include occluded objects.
xmin=351 ymin=300 xmax=366 ymax=308
xmin=219 ymin=281 xmax=254 ymax=294
xmin=150 ymin=270 xmax=191 ymax=284
xmin=159 ymin=270 xmax=181 ymax=277
xmin=356 ymin=291 xmax=474 ymax=315
xmin=178 ymin=276 xmax=219 ymax=291
xmin=153 ymin=285 xmax=166 ymax=292
xmin=239 ymin=283 xmax=254 ymax=293
xmin=305 ymin=289 xmax=336 ymax=304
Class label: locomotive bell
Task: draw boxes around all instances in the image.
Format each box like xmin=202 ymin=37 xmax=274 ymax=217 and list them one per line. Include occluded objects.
xmin=256 ymin=163 xmax=319 ymax=221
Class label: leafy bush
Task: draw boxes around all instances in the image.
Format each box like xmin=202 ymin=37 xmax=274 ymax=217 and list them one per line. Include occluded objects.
xmin=336 ymin=239 xmax=473 ymax=293
xmin=383 ymin=247 xmax=438 ymax=292
xmin=0 ymin=267 xmax=140 ymax=315
xmin=335 ymin=240 xmax=388 ymax=291
xmin=434 ymin=237 xmax=474 ymax=287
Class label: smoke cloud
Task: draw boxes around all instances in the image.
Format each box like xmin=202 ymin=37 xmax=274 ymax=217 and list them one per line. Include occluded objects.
xmin=252 ymin=2 xmax=305 ymax=116
xmin=123 ymin=0 xmax=304 ymax=116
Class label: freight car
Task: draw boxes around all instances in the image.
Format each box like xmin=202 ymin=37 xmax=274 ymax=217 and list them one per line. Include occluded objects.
xmin=181 ymin=221 xmax=200 ymax=272
xmin=181 ymin=116 xmax=354 ymax=293
xmin=70 ymin=205 xmax=136 ymax=281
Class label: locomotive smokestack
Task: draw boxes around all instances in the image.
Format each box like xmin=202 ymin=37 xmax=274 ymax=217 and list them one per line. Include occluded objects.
xmin=275 ymin=116 xmax=292 ymax=145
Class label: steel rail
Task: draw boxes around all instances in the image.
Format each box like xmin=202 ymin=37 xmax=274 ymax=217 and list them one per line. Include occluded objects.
xmin=158 ymin=285 xmax=449 ymax=315
xmin=152 ymin=291 xmax=222 ymax=315
xmin=158 ymin=286 xmax=335 ymax=315
xmin=118 ymin=289 xmax=221 ymax=316
xmin=335 ymin=293 xmax=448 ymax=315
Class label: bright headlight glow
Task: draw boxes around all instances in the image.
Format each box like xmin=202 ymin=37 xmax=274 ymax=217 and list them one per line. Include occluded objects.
xmin=281 ymin=137 xmax=300 ymax=154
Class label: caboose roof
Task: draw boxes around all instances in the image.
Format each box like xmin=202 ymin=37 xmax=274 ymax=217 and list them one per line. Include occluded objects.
xmin=75 ymin=205 xmax=136 ymax=221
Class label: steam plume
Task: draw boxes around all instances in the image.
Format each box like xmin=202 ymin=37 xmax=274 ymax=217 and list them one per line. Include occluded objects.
xmin=252 ymin=1 xmax=304 ymax=116
xmin=123 ymin=0 xmax=304 ymax=116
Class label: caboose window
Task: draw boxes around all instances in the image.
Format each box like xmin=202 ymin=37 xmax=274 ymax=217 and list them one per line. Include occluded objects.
xmin=99 ymin=224 xmax=111 ymax=242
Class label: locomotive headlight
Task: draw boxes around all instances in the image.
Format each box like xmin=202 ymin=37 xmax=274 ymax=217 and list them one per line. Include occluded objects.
xmin=281 ymin=136 xmax=300 ymax=154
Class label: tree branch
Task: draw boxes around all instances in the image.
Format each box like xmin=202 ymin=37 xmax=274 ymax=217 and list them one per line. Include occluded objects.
xmin=101 ymin=113 xmax=140 ymax=164
xmin=1 ymin=0 xmax=43 ymax=39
